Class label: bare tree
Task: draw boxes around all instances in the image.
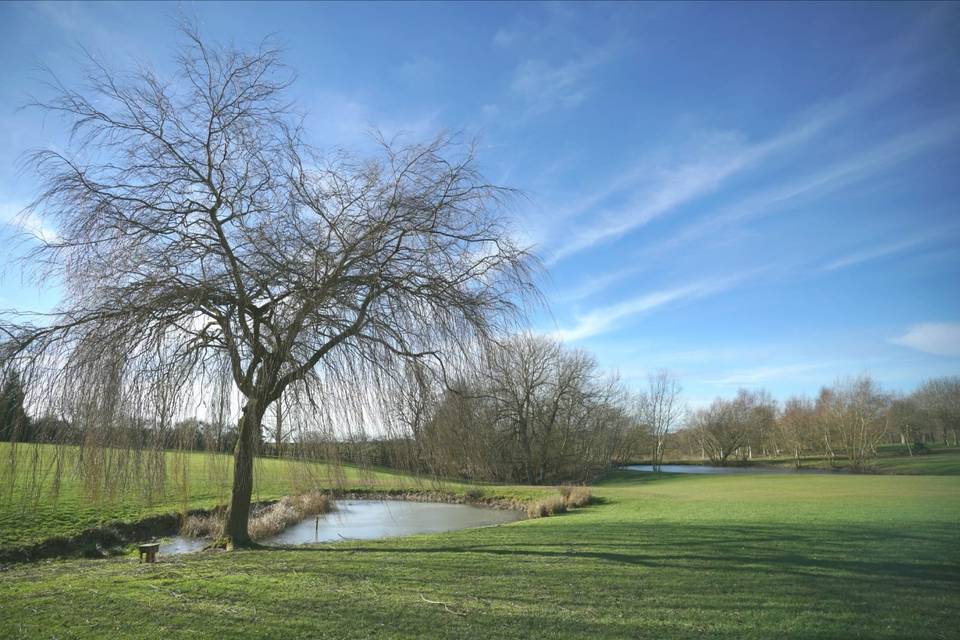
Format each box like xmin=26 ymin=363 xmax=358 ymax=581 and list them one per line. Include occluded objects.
xmin=778 ymin=396 xmax=816 ymax=469
xmin=691 ymin=390 xmax=771 ymax=465
xmin=913 ymin=377 xmax=960 ymax=446
xmin=817 ymin=376 xmax=890 ymax=471
xmin=264 ymin=391 xmax=295 ymax=458
xmin=0 ymin=30 xmax=537 ymax=546
xmin=888 ymin=395 xmax=922 ymax=456
xmin=691 ymin=401 xmax=740 ymax=465
xmin=485 ymin=334 xmax=558 ymax=484
xmin=410 ymin=334 xmax=632 ymax=484
xmin=636 ymin=371 xmax=683 ymax=472
xmin=739 ymin=389 xmax=777 ymax=461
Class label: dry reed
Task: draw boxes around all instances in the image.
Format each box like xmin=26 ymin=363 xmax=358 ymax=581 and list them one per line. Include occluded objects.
xmin=181 ymin=492 xmax=336 ymax=541
xmin=526 ymin=495 xmax=567 ymax=519
xmin=563 ymin=486 xmax=593 ymax=508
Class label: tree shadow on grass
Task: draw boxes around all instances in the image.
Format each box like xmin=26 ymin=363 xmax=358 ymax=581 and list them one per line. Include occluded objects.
xmin=264 ymin=520 xmax=960 ymax=588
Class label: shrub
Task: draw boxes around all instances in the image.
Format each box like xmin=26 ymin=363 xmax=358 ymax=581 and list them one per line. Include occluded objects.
xmin=526 ymin=495 xmax=568 ymax=519
xmin=290 ymin=492 xmax=335 ymax=518
xmin=248 ymin=492 xmax=337 ymax=540
xmin=464 ymin=487 xmax=486 ymax=501
xmin=248 ymin=500 xmax=300 ymax=540
xmin=564 ymin=487 xmax=593 ymax=508
xmin=181 ymin=492 xmax=335 ymax=541
xmin=181 ymin=513 xmax=223 ymax=539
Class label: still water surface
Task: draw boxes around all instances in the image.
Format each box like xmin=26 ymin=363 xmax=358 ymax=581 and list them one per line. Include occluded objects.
xmin=160 ymin=499 xmax=522 ymax=556
xmin=626 ymin=464 xmax=832 ymax=474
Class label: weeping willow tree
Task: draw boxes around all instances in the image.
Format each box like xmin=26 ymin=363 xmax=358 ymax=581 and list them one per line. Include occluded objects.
xmin=0 ymin=28 xmax=538 ymax=547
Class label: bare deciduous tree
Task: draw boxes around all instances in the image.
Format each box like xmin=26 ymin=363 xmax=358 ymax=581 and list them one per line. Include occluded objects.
xmin=913 ymin=376 xmax=960 ymax=446
xmin=816 ymin=376 xmax=890 ymax=471
xmin=778 ymin=396 xmax=816 ymax=469
xmin=409 ymin=334 xmax=634 ymax=484
xmin=888 ymin=395 xmax=922 ymax=456
xmin=691 ymin=389 xmax=772 ymax=465
xmin=0 ymin=30 xmax=537 ymax=546
xmin=635 ymin=371 xmax=683 ymax=472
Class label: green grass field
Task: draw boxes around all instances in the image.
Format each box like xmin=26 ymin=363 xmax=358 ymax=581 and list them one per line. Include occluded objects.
xmin=1 ymin=463 xmax=958 ymax=639
xmin=771 ymin=450 xmax=960 ymax=475
xmin=653 ymin=444 xmax=960 ymax=475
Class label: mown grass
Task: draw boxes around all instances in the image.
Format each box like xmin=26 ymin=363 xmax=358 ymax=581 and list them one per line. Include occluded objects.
xmin=651 ymin=445 xmax=960 ymax=475
xmin=1 ymin=469 xmax=957 ymax=638
xmin=762 ymin=446 xmax=960 ymax=475
xmin=0 ymin=443 xmax=544 ymax=549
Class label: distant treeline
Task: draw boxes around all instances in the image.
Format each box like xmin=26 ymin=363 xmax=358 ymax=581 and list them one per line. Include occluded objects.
xmin=0 ymin=371 xmax=240 ymax=453
xmin=3 ymin=350 xmax=958 ymax=481
xmin=667 ymin=376 xmax=960 ymax=469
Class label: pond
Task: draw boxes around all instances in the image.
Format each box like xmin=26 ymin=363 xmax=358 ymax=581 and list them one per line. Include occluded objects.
xmin=625 ymin=464 xmax=834 ymax=475
xmin=159 ymin=499 xmax=522 ymax=556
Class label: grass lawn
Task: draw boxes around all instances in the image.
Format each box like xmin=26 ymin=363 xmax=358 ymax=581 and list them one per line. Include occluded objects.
xmin=652 ymin=445 xmax=960 ymax=476
xmin=762 ymin=446 xmax=960 ymax=475
xmin=1 ymin=468 xmax=957 ymax=638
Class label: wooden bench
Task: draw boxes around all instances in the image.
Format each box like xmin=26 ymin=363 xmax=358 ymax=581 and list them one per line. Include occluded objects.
xmin=138 ymin=542 xmax=160 ymax=564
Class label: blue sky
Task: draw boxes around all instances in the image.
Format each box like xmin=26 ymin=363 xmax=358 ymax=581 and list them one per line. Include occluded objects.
xmin=1 ymin=1 xmax=958 ymax=406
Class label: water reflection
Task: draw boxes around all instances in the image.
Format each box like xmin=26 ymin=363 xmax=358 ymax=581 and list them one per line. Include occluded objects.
xmin=626 ymin=464 xmax=833 ymax=474
xmin=159 ymin=499 xmax=522 ymax=556
xmin=268 ymin=499 xmax=522 ymax=545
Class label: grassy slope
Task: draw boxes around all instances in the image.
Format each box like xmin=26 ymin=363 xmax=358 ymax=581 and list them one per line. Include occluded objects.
xmin=1 ymin=470 xmax=957 ymax=639
xmin=0 ymin=444 xmax=541 ymax=549
xmin=655 ymin=445 xmax=960 ymax=475
xmin=764 ymin=448 xmax=960 ymax=475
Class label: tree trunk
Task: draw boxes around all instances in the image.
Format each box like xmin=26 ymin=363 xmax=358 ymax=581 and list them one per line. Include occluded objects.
xmin=518 ymin=419 xmax=535 ymax=484
xmin=653 ymin=439 xmax=664 ymax=472
xmin=275 ymin=393 xmax=283 ymax=459
xmin=225 ymin=398 xmax=265 ymax=547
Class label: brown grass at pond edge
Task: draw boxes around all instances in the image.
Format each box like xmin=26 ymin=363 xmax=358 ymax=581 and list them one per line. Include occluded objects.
xmin=527 ymin=496 xmax=567 ymax=518
xmin=526 ymin=486 xmax=595 ymax=518
xmin=182 ymin=492 xmax=336 ymax=541
xmin=562 ymin=486 xmax=594 ymax=508
xmin=1 ymin=485 xmax=583 ymax=564
xmin=186 ymin=485 xmax=591 ymax=540
xmin=338 ymin=486 xmax=593 ymax=518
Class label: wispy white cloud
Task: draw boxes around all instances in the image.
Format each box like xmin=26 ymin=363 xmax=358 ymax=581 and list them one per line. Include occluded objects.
xmin=492 ymin=26 xmax=521 ymax=48
xmin=308 ymin=91 xmax=440 ymax=150
xmin=552 ymin=264 xmax=647 ymax=303
xmin=498 ymin=5 xmax=628 ymax=116
xmin=543 ymin=69 xmax=937 ymax=265
xmin=551 ymin=273 xmax=749 ymax=342
xmin=890 ymin=322 xmax=960 ymax=357
xmin=546 ymin=106 xmax=844 ymax=264
xmin=396 ymin=56 xmax=441 ymax=83
xmin=641 ymin=114 xmax=960 ymax=264
xmin=1 ymin=201 xmax=58 ymax=243
xmin=820 ymin=232 xmax=945 ymax=272
xmin=510 ymin=46 xmax=611 ymax=114
xmin=480 ymin=103 xmax=501 ymax=119
xmin=701 ymin=362 xmax=832 ymax=387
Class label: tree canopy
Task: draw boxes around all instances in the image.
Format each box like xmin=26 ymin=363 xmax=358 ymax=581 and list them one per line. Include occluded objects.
xmin=0 ymin=29 xmax=539 ymax=545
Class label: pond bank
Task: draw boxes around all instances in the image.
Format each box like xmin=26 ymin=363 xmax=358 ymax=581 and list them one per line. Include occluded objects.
xmin=625 ymin=463 xmax=838 ymax=475
xmin=163 ymin=499 xmax=524 ymax=555
xmin=0 ymin=489 xmax=530 ymax=566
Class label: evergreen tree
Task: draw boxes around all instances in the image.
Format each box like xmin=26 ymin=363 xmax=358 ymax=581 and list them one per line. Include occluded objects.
xmin=0 ymin=371 xmax=29 ymax=442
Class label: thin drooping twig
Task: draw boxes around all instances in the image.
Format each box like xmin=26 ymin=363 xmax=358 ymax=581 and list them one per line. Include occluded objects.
xmin=419 ymin=593 xmax=467 ymax=617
